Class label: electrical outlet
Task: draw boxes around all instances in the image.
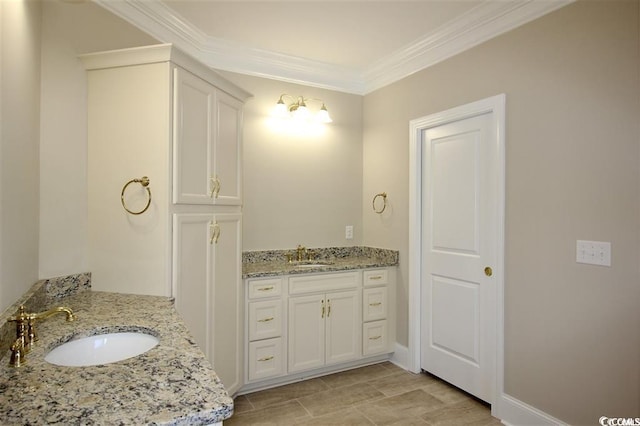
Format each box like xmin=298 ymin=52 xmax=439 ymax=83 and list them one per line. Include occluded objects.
xmin=345 ymin=225 xmax=353 ymax=240
xmin=576 ymin=240 xmax=611 ymax=266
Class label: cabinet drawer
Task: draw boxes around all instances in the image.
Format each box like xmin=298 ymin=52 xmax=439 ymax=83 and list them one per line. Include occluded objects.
xmin=363 ymin=320 xmax=388 ymax=356
xmin=249 ymin=299 xmax=283 ymax=341
xmin=289 ymin=272 xmax=360 ymax=295
xmin=363 ymin=269 xmax=388 ymax=287
xmin=248 ymin=278 xmax=283 ymax=299
xmin=363 ymin=287 xmax=388 ymax=322
xmin=248 ymin=337 xmax=285 ymax=381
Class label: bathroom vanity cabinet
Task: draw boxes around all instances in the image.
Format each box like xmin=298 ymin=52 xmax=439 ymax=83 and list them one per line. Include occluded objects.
xmin=243 ymin=267 xmax=396 ymax=393
xmin=82 ymin=44 xmax=250 ymax=395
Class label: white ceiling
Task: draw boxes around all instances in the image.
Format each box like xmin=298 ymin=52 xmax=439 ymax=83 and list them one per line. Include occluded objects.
xmin=94 ymin=0 xmax=573 ymax=94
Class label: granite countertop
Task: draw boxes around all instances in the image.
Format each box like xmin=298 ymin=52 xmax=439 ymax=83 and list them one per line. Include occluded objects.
xmin=0 ymin=291 xmax=233 ymax=425
xmin=243 ymin=246 xmax=399 ymax=279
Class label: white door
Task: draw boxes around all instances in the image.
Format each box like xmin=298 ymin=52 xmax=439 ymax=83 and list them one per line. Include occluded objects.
xmin=420 ymin=110 xmax=498 ymax=403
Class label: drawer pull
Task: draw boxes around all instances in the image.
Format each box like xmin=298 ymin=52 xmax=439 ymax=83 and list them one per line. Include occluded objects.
xmin=257 ymin=286 xmax=274 ymax=292
xmin=257 ymin=317 xmax=274 ymax=323
xmin=369 ymin=275 xmax=383 ymax=280
xmin=369 ymin=335 xmax=382 ymax=340
xmin=258 ymin=356 xmax=274 ymax=362
xmin=369 ymin=302 xmax=382 ymax=307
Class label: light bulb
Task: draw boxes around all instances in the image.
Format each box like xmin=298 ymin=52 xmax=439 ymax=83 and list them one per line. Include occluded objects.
xmin=273 ymin=99 xmax=288 ymax=118
xmin=293 ymin=104 xmax=310 ymax=120
xmin=316 ymin=104 xmax=332 ymax=123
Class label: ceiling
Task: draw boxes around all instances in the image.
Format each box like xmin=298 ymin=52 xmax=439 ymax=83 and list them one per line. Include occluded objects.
xmin=94 ymin=0 xmax=573 ymax=94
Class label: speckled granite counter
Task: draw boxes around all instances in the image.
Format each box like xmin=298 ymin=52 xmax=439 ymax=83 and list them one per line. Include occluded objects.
xmin=243 ymin=246 xmax=399 ymax=278
xmin=0 ymin=286 xmax=232 ymax=425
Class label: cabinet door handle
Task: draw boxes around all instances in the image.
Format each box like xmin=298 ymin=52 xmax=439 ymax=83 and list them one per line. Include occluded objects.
xmin=209 ymin=176 xmax=216 ymax=198
xmin=257 ymin=317 xmax=274 ymax=323
xmin=209 ymin=221 xmax=220 ymax=244
xmin=369 ymin=335 xmax=382 ymax=340
xmin=209 ymin=176 xmax=221 ymax=198
xmin=327 ymin=299 xmax=331 ymax=317
xmin=258 ymin=356 xmax=274 ymax=362
xmin=321 ymin=300 xmax=325 ymax=318
xmin=369 ymin=302 xmax=382 ymax=307
xmin=257 ymin=286 xmax=274 ymax=292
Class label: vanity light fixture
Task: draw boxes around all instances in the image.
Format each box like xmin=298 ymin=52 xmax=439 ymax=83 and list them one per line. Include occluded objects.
xmin=274 ymin=94 xmax=332 ymax=123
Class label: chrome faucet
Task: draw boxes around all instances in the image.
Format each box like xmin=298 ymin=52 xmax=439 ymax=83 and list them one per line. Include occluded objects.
xmin=8 ymin=305 xmax=75 ymax=367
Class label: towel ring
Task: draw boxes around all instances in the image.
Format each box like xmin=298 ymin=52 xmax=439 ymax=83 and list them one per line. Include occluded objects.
xmin=121 ymin=176 xmax=152 ymax=215
xmin=372 ymin=192 xmax=387 ymax=214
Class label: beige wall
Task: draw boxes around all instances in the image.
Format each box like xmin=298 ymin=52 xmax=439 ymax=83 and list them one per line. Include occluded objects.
xmin=220 ymin=72 xmax=363 ymax=251
xmin=38 ymin=0 xmax=156 ymax=279
xmin=0 ymin=0 xmax=42 ymax=311
xmin=363 ymin=1 xmax=640 ymax=424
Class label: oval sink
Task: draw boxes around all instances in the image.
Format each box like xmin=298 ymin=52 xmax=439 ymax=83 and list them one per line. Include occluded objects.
xmin=45 ymin=332 xmax=159 ymax=367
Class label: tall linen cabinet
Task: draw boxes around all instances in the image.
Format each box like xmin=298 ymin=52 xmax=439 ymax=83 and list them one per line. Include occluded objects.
xmin=82 ymin=44 xmax=251 ymax=395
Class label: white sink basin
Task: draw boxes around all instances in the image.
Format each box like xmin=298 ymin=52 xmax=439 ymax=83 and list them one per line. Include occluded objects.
xmin=45 ymin=332 xmax=159 ymax=367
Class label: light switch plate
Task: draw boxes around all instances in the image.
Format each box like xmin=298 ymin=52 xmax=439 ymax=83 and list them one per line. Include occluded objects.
xmin=576 ymin=240 xmax=611 ymax=266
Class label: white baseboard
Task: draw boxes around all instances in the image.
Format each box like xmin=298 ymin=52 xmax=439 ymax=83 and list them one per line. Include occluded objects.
xmin=496 ymin=393 xmax=567 ymax=426
xmin=391 ymin=342 xmax=564 ymax=426
xmin=390 ymin=342 xmax=409 ymax=370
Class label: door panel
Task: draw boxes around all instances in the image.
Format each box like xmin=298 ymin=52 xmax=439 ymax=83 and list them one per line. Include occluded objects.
xmin=431 ymin=130 xmax=479 ymax=254
xmin=173 ymin=68 xmax=215 ymax=204
xmin=212 ymin=214 xmax=243 ymax=394
xmin=214 ymin=91 xmax=242 ymax=205
xmin=172 ymin=214 xmax=213 ymax=358
xmin=325 ymin=290 xmax=360 ymax=365
xmin=288 ymin=294 xmax=325 ymax=372
xmin=430 ymin=276 xmax=479 ymax=365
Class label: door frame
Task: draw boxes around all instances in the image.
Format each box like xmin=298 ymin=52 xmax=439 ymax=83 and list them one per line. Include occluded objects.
xmin=408 ymin=94 xmax=506 ymax=411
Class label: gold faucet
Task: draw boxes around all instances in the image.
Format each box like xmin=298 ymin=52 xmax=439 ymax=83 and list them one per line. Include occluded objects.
xmin=7 ymin=305 xmax=75 ymax=367
xmin=296 ymin=245 xmax=306 ymax=262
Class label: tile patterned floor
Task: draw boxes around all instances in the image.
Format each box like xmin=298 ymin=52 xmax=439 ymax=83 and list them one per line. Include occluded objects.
xmin=227 ymin=362 xmax=502 ymax=425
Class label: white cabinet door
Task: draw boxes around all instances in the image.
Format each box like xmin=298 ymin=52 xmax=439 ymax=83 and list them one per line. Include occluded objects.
xmin=325 ymin=290 xmax=361 ymax=365
xmin=173 ymin=213 xmax=243 ymax=395
xmin=173 ymin=67 xmax=243 ymax=206
xmin=288 ymin=294 xmax=325 ymax=373
xmin=289 ymin=290 xmax=360 ymax=373
xmin=173 ymin=67 xmax=216 ymax=205
xmin=173 ymin=214 xmax=214 ymax=358
xmin=211 ymin=213 xmax=243 ymax=395
xmin=214 ymin=90 xmax=243 ymax=205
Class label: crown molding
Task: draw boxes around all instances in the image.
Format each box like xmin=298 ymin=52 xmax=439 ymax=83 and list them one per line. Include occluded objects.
xmin=361 ymin=0 xmax=574 ymax=93
xmin=92 ymin=0 xmax=574 ymax=95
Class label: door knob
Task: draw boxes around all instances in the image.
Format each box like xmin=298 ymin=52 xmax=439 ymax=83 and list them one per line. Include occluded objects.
xmin=484 ymin=267 xmax=493 ymax=277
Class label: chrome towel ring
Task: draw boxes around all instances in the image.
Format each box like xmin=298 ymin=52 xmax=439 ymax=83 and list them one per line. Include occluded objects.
xmin=372 ymin=192 xmax=387 ymax=214
xmin=121 ymin=176 xmax=152 ymax=215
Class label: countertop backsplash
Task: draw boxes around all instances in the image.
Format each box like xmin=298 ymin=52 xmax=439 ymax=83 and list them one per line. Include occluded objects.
xmin=243 ymin=246 xmax=399 ymax=264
